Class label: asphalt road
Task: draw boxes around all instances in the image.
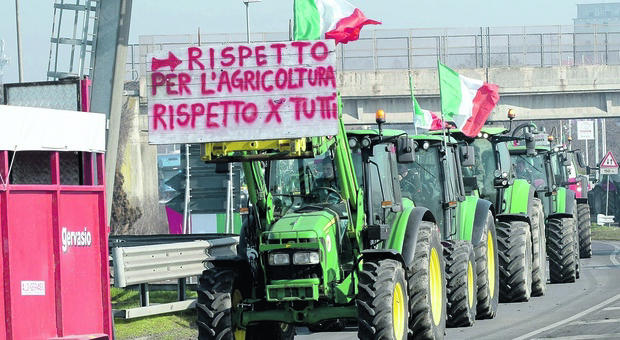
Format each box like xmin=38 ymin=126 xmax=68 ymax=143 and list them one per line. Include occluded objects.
xmin=296 ymin=240 xmax=620 ymax=340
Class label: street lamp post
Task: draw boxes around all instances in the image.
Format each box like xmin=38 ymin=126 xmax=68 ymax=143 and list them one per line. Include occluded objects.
xmin=242 ymin=0 xmax=262 ymax=44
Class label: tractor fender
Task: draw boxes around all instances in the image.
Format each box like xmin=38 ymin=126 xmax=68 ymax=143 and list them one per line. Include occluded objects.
xmin=361 ymin=249 xmax=406 ymax=268
xmin=506 ymin=179 xmax=535 ymax=217
xmin=471 ymin=198 xmax=494 ymax=247
xmin=383 ymin=206 xmax=436 ymax=270
xmin=203 ymin=256 xmax=254 ymax=294
xmin=576 ymin=197 xmax=588 ymax=205
xmin=555 ymin=187 xmax=577 ymax=215
xmin=496 ymin=213 xmax=530 ymax=225
xmin=548 ymin=212 xmax=573 ymax=221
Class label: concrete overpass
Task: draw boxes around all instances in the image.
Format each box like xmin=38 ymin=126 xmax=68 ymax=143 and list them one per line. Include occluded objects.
xmin=339 ymin=64 xmax=620 ymax=125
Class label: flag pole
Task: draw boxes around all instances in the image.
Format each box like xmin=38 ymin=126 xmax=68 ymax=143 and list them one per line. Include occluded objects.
xmin=437 ymin=59 xmax=448 ymax=150
xmin=409 ymin=70 xmax=418 ymax=135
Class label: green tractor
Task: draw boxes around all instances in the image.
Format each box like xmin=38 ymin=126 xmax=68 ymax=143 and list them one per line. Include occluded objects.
xmin=196 ymin=111 xmax=447 ymax=340
xmin=509 ymin=125 xmax=580 ymax=284
xmin=443 ymin=127 xmax=547 ymax=302
xmin=551 ymin=142 xmax=593 ymax=259
xmin=395 ymin=134 xmax=499 ymax=327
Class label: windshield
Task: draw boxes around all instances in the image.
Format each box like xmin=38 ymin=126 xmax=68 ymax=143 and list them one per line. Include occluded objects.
xmin=463 ymin=139 xmax=496 ymax=201
xmin=512 ymin=154 xmax=547 ymax=190
xmin=399 ymin=146 xmax=444 ymax=228
xmin=268 ymin=150 xmax=341 ymax=217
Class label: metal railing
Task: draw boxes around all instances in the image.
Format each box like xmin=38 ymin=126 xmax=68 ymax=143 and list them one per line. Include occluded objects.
xmin=125 ymin=24 xmax=620 ymax=80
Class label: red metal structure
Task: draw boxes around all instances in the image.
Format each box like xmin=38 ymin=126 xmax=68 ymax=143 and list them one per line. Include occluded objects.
xmin=0 ymin=105 xmax=111 ymax=340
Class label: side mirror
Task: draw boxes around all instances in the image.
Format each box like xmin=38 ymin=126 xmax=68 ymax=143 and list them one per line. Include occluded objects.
xmin=396 ymin=137 xmax=415 ymax=164
xmin=460 ymin=145 xmax=476 ymax=167
xmin=575 ymin=152 xmax=586 ymax=168
xmin=525 ymin=132 xmax=536 ymax=156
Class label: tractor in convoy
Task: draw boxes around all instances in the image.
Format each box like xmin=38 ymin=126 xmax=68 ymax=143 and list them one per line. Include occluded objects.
xmin=442 ymin=125 xmax=547 ymax=302
xmin=394 ymin=133 xmax=498 ymax=327
xmin=196 ymin=109 xmax=446 ymax=340
xmin=550 ymin=140 xmax=593 ymax=259
xmin=509 ymin=124 xmax=580 ymax=284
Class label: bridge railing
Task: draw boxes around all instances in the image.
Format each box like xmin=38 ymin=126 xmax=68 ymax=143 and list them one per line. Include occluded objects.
xmin=126 ymin=24 xmax=620 ymax=80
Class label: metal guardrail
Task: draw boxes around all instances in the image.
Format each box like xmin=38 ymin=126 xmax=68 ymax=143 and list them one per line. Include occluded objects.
xmin=125 ymin=24 xmax=620 ymax=79
xmin=110 ymin=236 xmax=238 ymax=318
xmin=112 ymin=237 xmax=238 ymax=287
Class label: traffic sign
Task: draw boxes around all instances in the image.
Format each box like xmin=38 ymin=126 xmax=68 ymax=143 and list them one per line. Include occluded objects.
xmin=577 ymin=120 xmax=595 ymax=140
xmin=600 ymin=151 xmax=619 ymax=175
xmin=597 ymin=214 xmax=615 ymax=225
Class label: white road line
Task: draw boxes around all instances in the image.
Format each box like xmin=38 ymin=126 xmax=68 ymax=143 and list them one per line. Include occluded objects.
xmin=535 ymin=334 xmax=620 ymax=340
xmin=572 ymin=318 xmax=620 ymax=325
xmin=513 ymin=294 xmax=620 ymax=340
xmin=597 ymin=241 xmax=620 ymax=266
xmin=603 ymin=306 xmax=620 ymax=311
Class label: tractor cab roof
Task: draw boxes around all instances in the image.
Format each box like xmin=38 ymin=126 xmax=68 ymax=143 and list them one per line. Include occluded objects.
xmin=410 ymin=134 xmax=458 ymax=145
xmin=346 ymin=129 xmax=406 ymax=138
xmin=429 ymin=127 xmax=509 ymax=140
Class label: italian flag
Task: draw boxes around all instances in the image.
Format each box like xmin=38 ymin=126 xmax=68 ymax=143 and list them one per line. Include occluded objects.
xmin=293 ymin=0 xmax=381 ymax=44
xmin=410 ymin=73 xmax=443 ymax=130
xmin=438 ymin=61 xmax=500 ymax=137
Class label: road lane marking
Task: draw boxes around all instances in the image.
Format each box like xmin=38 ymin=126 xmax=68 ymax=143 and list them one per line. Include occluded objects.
xmin=514 ymin=293 xmax=620 ymax=340
xmin=572 ymin=318 xmax=620 ymax=325
xmin=536 ymin=334 xmax=620 ymax=339
xmin=603 ymin=306 xmax=620 ymax=311
xmin=597 ymin=241 xmax=620 ymax=266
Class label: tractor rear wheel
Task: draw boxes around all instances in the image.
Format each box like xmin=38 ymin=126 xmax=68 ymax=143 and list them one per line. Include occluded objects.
xmin=547 ymin=217 xmax=577 ymax=283
xmin=443 ymin=240 xmax=477 ymax=327
xmin=409 ymin=221 xmax=446 ymax=339
xmin=474 ymin=212 xmax=499 ymax=319
xmin=577 ymin=203 xmax=592 ymax=258
xmin=357 ymin=259 xmax=409 ymax=340
xmin=497 ymin=220 xmax=532 ymax=302
xmin=531 ymin=198 xmax=547 ymax=297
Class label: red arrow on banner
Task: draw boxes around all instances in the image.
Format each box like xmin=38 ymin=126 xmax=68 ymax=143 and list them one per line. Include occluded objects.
xmin=151 ymin=52 xmax=182 ymax=71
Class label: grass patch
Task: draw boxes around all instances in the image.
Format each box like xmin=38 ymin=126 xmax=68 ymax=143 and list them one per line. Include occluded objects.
xmin=111 ymin=287 xmax=198 ymax=339
xmin=591 ymin=225 xmax=620 ymax=241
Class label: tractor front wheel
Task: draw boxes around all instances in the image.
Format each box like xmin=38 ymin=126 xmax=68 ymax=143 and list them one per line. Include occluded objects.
xmin=443 ymin=240 xmax=477 ymax=327
xmin=408 ymin=221 xmax=447 ymax=339
xmin=357 ymin=259 xmax=409 ymax=340
xmin=531 ymin=198 xmax=547 ymax=297
xmin=474 ymin=211 xmax=499 ymax=319
xmin=197 ymin=268 xmax=243 ymax=340
xmin=547 ymin=217 xmax=577 ymax=283
xmin=577 ymin=203 xmax=592 ymax=258
xmin=497 ymin=220 xmax=532 ymax=302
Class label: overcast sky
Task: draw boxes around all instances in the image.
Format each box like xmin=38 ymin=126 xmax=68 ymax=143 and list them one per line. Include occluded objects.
xmin=0 ymin=0 xmax=612 ymax=83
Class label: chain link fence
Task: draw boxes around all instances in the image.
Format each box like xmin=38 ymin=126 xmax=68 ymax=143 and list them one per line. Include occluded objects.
xmin=125 ymin=24 xmax=620 ymax=80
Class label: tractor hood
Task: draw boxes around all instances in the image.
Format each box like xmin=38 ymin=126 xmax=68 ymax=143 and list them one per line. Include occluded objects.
xmin=265 ymin=210 xmax=336 ymax=242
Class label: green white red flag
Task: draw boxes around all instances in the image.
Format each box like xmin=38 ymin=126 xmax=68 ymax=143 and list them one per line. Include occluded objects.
xmin=293 ymin=0 xmax=381 ymax=44
xmin=438 ymin=61 xmax=500 ymax=137
xmin=409 ymin=73 xmax=443 ymax=130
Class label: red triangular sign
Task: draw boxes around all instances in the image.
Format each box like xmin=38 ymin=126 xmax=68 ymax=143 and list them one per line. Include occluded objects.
xmin=600 ymin=151 xmax=619 ymax=168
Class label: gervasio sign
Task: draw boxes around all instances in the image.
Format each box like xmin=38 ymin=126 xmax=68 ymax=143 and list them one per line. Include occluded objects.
xmin=61 ymin=227 xmax=92 ymax=252
xmin=147 ymin=40 xmax=338 ymax=144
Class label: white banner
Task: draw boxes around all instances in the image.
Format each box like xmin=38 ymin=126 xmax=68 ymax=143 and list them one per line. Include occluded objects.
xmin=146 ymin=40 xmax=339 ymax=144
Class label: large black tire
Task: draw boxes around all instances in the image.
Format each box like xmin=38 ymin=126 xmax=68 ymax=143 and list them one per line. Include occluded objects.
xmin=577 ymin=203 xmax=592 ymax=258
xmin=573 ymin=209 xmax=581 ymax=280
xmin=497 ymin=220 xmax=532 ymax=302
xmin=531 ymin=198 xmax=547 ymax=297
xmin=547 ymin=217 xmax=577 ymax=283
xmin=409 ymin=221 xmax=446 ymax=339
xmin=197 ymin=267 xmax=239 ymax=340
xmin=443 ymin=240 xmax=477 ymax=328
xmin=197 ymin=268 xmax=292 ymax=340
xmin=474 ymin=212 xmax=499 ymax=319
xmin=357 ymin=259 xmax=409 ymax=340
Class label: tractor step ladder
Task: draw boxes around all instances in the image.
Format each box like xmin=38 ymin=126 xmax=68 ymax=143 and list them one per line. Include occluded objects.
xmin=47 ymin=0 xmax=99 ymax=80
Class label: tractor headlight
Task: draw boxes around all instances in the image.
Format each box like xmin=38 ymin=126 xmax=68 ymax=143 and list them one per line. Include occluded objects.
xmin=293 ymin=251 xmax=320 ymax=265
xmin=268 ymin=253 xmax=290 ymax=266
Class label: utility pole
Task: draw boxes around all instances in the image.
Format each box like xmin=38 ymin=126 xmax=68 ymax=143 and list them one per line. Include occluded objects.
xmin=14 ymin=0 xmax=23 ymax=82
